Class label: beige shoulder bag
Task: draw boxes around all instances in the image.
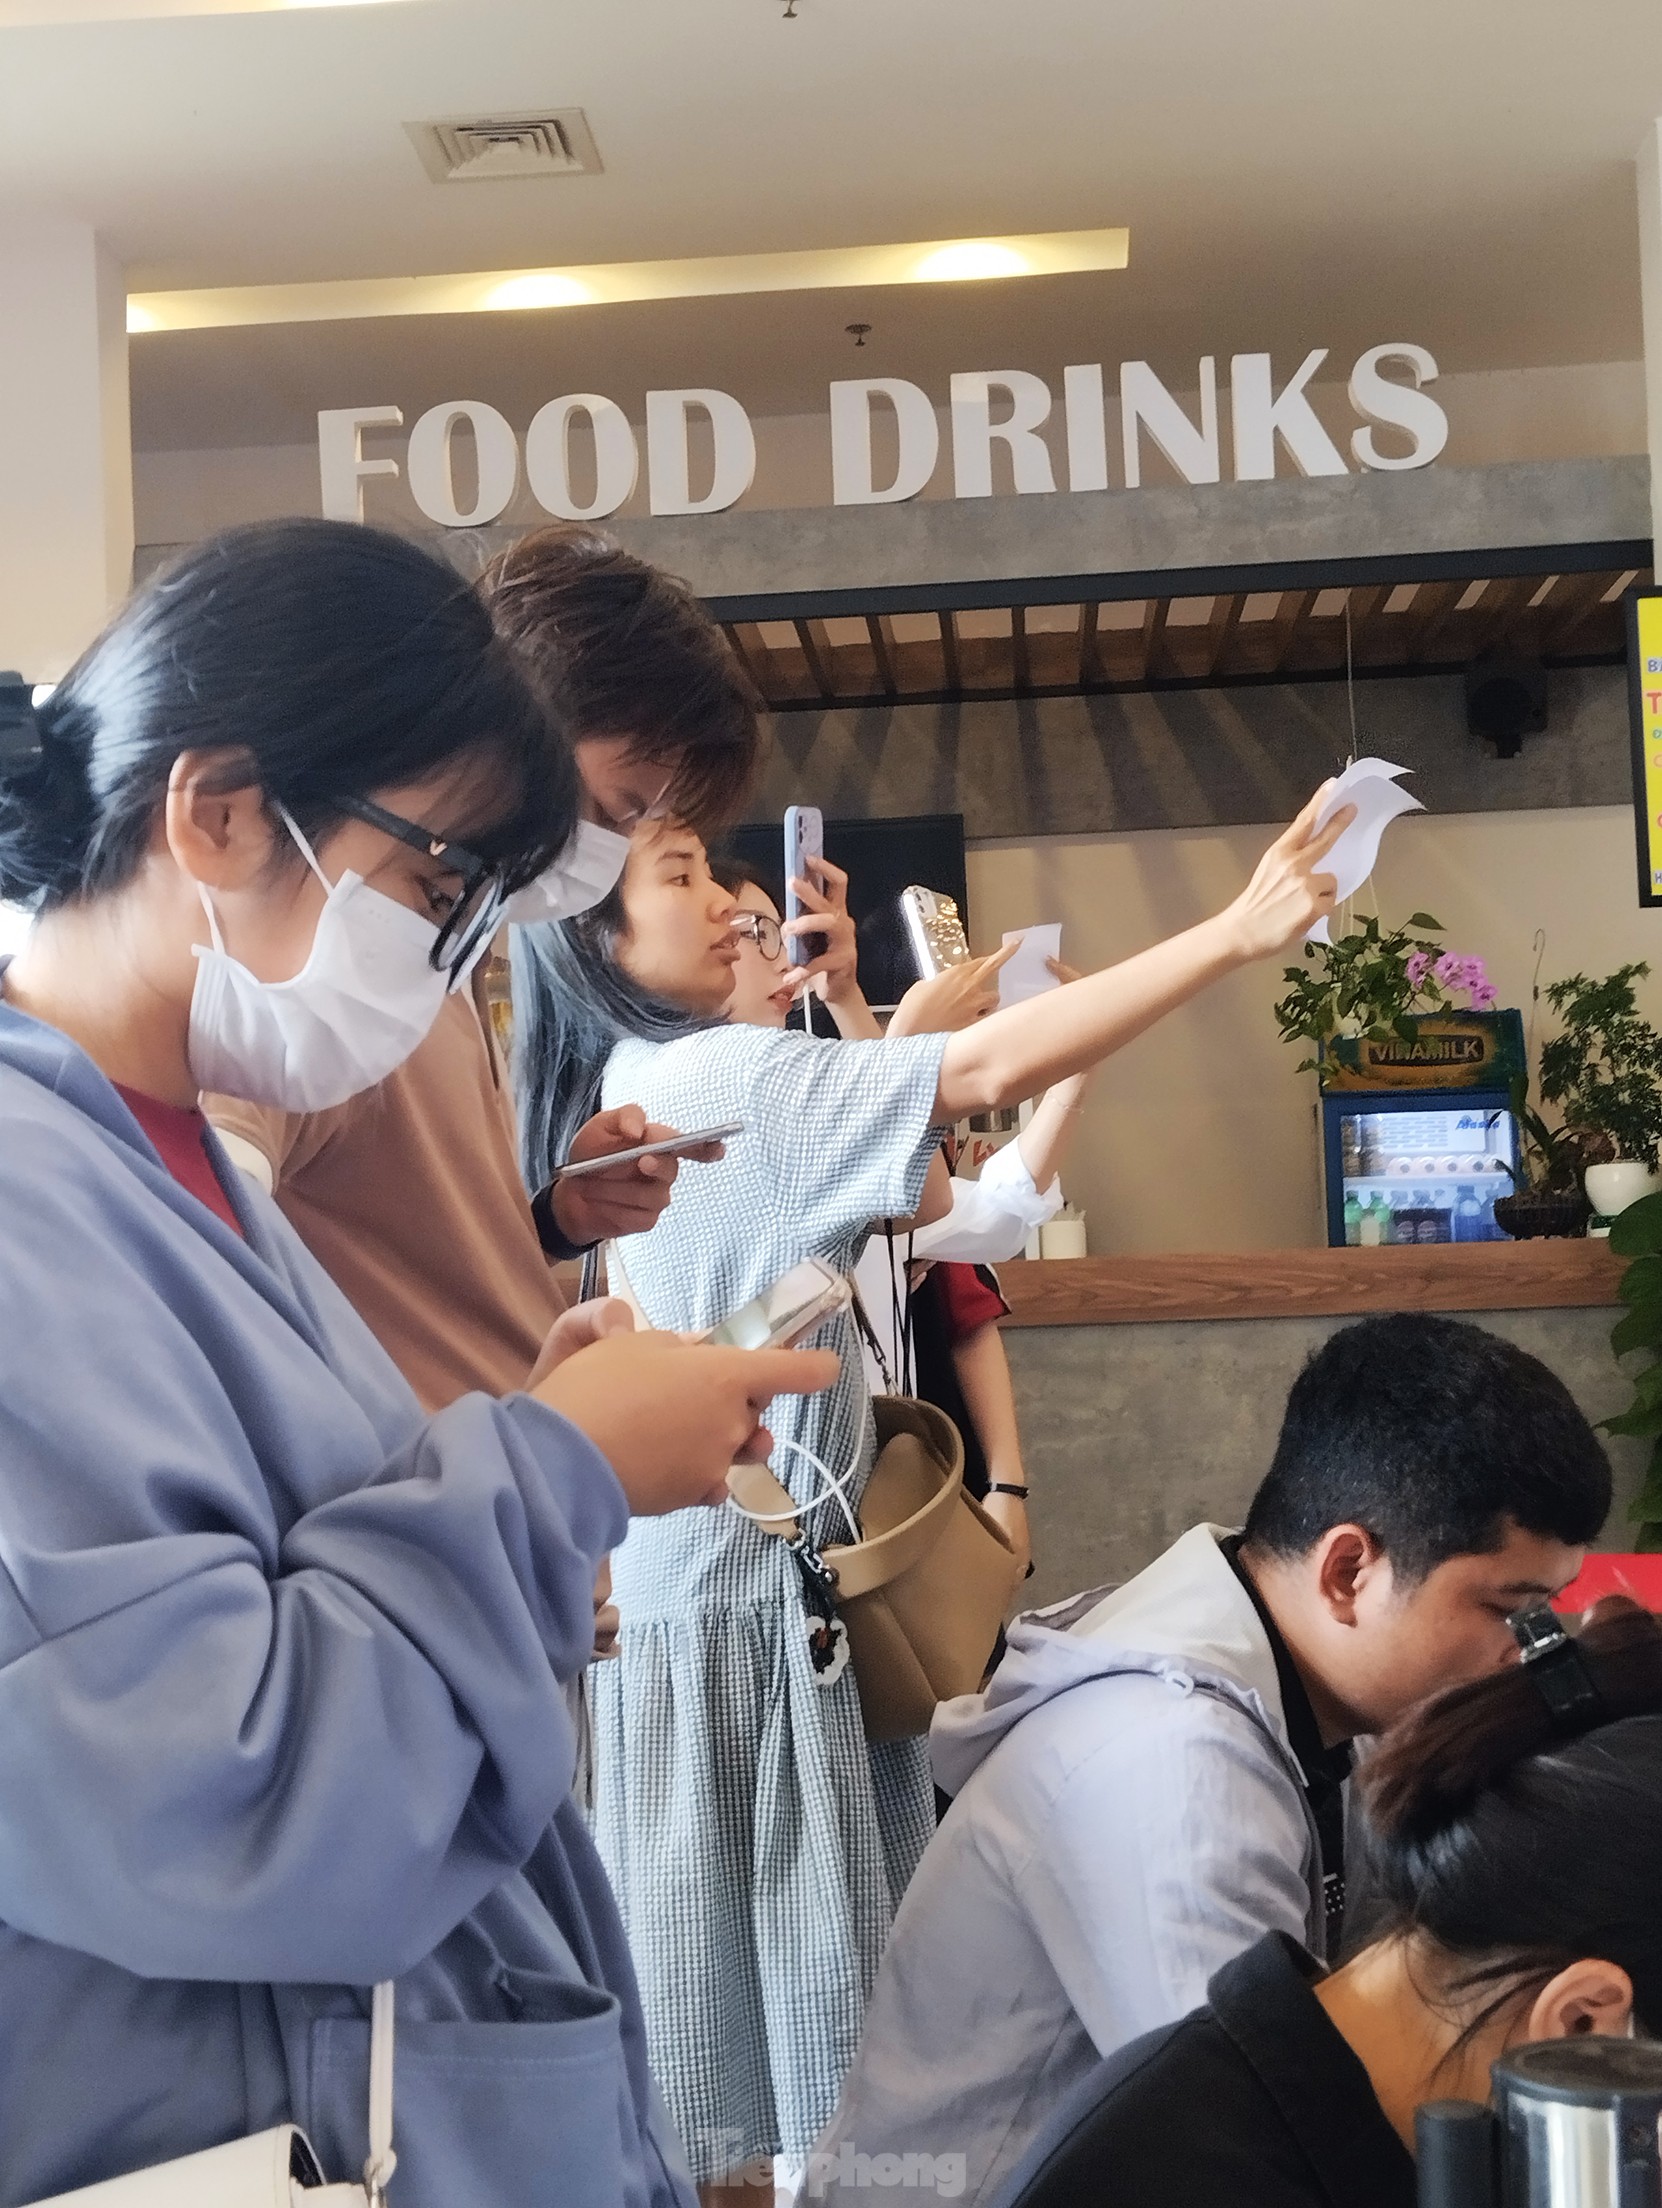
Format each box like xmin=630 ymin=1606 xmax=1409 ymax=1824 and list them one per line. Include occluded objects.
xmin=23 ymin=1981 xmax=397 ymax=2208
xmin=609 ymin=1246 xmax=1022 ymax=1742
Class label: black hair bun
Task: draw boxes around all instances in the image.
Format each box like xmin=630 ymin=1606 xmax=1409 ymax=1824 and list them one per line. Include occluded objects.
xmin=0 ymin=681 xmax=96 ymax=909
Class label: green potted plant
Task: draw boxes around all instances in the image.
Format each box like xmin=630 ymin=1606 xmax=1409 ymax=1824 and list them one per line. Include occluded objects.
xmin=1491 ymin=1069 xmax=1592 ymax=1241
xmin=1537 ymin=966 xmax=1662 ymax=1222
xmin=1272 ymin=913 xmax=1496 ymax=1068
xmin=1597 ymin=1188 xmax=1662 ymax=1549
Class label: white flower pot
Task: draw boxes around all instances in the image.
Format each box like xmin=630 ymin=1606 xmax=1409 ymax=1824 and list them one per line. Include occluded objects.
xmin=1584 ymin=1161 xmax=1662 ymax=1218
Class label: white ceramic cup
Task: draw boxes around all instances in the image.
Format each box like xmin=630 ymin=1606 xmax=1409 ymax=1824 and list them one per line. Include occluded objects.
xmin=1039 ymin=1213 xmax=1088 ymax=1259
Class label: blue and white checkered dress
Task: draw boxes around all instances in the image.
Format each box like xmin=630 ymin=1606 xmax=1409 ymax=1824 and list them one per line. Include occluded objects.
xmin=591 ymin=1022 xmax=950 ymax=2180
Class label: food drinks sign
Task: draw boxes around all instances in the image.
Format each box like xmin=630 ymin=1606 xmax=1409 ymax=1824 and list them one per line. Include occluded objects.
xmin=317 ymin=343 xmax=1450 ymax=529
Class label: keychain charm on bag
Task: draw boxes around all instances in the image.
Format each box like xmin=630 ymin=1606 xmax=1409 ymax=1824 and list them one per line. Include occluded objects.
xmin=788 ymin=1530 xmax=851 ymax=1685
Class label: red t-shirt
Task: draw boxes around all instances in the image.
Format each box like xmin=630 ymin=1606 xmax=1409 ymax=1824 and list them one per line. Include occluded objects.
xmin=933 ymin=1259 xmax=1010 ymax=1341
xmin=115 ymin=1083 xmax=245 ymax=1240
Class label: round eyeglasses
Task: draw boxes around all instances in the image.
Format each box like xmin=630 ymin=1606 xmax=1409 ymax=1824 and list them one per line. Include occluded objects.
xmin=732 ymin=909 xmax=784 ymax=960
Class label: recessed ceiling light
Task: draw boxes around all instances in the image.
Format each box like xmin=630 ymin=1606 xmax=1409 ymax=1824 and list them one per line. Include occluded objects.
xmin=0 ymin=0 xmax=406 ymax=18
xmin=484 ymin=273 xmax=595 ymax=311
xmin=126 ymin=226 xmax=1129 ymax=332
xmin=912 ymin=241 xmax=1031 ymax=282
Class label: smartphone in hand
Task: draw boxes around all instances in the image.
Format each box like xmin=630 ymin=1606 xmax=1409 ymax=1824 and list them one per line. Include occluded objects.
xmin=701 ymin=1256 xmax=851 ymax=1350
xmin=546 ymin=1122 xmax=743 ymax=1182
xmin=784 ymin=805 xmax=828 ymax=966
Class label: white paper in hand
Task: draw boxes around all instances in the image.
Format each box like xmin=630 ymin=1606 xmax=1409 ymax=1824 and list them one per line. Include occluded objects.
xmin=1306 ymin=757 xmax=1423 ymax=943
xmin=999 ymin=923 xmax=1063 ymax=1007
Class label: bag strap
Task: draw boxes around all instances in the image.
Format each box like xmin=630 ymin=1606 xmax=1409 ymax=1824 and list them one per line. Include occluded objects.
xmin=364 ymin=1982 xmax=396 ymax=2204
xmin=602 ymin=1240 xmax=646 ymax=1326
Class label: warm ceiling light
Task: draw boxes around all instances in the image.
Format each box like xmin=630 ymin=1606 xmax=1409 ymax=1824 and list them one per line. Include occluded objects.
xmin=912 ymin=241 xmax=1031 ymax=283
xmin=126 ymin=226 xmax=1128 ymax=333
xmin=125 ymin=302 xmax=160 ymax=333
xmin=485 ymin=272 xmax=594 ymax=311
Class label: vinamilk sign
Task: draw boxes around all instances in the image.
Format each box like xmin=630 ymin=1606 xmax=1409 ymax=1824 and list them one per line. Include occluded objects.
xmin=318 ymin=343 xmax=1448 ymax=529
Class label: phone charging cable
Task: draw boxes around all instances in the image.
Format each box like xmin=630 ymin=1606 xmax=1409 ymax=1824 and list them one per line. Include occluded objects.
xmin=727 ymin=1435 xmax=862 ymax=1547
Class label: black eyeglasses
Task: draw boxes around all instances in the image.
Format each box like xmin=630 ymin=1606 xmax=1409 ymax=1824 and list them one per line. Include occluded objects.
xmin=334 ymin=794 xmax=508 ymax=981
xmin=732 ymin=909 xmax=784 ymax=960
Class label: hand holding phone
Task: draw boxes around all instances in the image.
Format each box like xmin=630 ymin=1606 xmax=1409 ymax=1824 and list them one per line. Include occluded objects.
xmin=899 ymin=884 xmax=971 ymax=978
xmin=702 ymin=1257 xmax=852 ymax=1351
xmin=548 ymin=1121 xmax=743 ymax=1182
xmin=533 ymin=1117 xmax=739 ymax=1255
xmin=784 ymin=805 xmax=828 ymax=966
xmin=532 ymin=1331 xmax=841 ymax=1513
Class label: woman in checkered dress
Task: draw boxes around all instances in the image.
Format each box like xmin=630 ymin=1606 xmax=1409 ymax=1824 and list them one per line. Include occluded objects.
xmin=509 ymin=805 xmax=1346 ymax=2194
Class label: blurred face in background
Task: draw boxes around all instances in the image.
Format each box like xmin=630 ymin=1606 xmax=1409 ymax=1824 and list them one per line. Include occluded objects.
xmin=724 ymin=880 xmax=798 ymax=1029
xmin=573 ymin=734 xmax=674 ymax=832
xmin=612 ymin=819 xmax=739 ymax=1016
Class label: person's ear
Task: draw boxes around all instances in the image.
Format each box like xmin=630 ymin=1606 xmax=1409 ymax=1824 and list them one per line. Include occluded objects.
xmin=162 ymin=751 xmax=279 ymax=894
xmin=1312 ymin=1524 xmax=1386 ymax=1627
xmin=1524 ymin=1960 xmax=1634 ymax=2044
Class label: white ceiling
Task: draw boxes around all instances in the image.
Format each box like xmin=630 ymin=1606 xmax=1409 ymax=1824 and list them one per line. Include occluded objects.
xmin=7 ymin=0 xmax=1662 ymax=446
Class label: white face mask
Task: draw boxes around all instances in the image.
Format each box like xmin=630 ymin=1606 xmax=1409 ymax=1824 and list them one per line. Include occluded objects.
xmin=187 ymin=810 xmax=453 ymax=1111
xmin=502 ymin=818 xmax=631 ymax=927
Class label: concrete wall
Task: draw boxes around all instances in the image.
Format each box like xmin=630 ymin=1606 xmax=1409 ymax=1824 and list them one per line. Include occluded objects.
xmin=1011 ymin=1304 xmax=1643 ymax=1605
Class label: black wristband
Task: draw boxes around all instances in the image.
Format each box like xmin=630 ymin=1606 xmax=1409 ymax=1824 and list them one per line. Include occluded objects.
xmin=987 ymin=1482 xmax=1030 ymax=1499
xmin=530 ymin=1181 xmax=600 ymax=1264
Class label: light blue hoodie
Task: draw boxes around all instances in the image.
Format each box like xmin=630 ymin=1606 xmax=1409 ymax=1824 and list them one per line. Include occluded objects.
xmin=0 ymin=993 xmax=695 ymax=2208
xmin=805 ymin=1526 xmax=1324 ymax=2207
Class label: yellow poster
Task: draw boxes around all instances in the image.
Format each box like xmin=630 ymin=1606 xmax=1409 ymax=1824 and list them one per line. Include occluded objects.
xmin=1630 ymin=593 xmax=1662 ymax=906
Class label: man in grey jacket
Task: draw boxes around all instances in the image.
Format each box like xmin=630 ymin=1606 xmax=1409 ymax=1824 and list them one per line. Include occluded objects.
xmin=806 ymin=1314 xmax=1611 ymax=2206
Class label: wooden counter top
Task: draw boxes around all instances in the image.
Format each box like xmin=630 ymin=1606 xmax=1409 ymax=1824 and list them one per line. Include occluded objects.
xmin=997 ymin=1240 xmax=1629 ymax=1328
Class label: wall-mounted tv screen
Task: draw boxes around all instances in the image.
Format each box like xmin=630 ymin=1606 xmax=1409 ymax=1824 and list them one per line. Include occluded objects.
xmin=719 ymin=812 xmax=969 ymax=1008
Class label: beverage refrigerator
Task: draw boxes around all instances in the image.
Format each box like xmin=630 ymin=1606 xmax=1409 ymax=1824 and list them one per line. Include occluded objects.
xmin=1318 ymin=1011 xmax=1526 ymax=1247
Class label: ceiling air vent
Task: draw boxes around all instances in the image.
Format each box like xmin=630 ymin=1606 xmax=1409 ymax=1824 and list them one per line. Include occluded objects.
xmin=406 ymin=109 xmax=602 ymax=185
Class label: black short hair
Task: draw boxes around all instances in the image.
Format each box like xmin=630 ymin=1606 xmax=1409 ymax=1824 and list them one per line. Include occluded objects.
xmin=1241 ymin=1312 xmax=1611 ymax=1581
xmin=478 ymin=523 xmax=759 ymax=839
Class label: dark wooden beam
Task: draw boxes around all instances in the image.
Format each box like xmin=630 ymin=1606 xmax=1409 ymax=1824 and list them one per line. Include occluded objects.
xmin=1204 ymin=593 xmax=1243 ymax=678
xmin=1133 ymin=598 xmax=1170 ymax=683
xmin=1077 ymin=601 xmax=1102 ymax=686
xmin=1267 ymin=589 xmax=1310 ymax=674
xmin=1470 ymin=575 xmax=1543 ymax=655
xmin=1339 ymin=584 xmax=1389 ymax=661
xmin=866 ymin=614 xmax=898 ymax=699
xmin=794 ymin=618 xmax=836 ymax=701
xmin=723 ymin=621 xmax=773 ymax=698
xmin=938 ymin=608 xmax=961 ymax=692
xmin=1544 ymin=571 xmax=1619 ymax=654
xmin=1403 ymin=578 xmax=1471 ymax=661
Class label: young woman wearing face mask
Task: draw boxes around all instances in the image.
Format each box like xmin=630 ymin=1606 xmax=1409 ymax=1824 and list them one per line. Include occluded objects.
xmin=991 ymin=1598 xmax=1662 ymax=2208
xmin=0 ymin=520 xmax=833 ymax=2208
xmin=207 ymin=522 xmax=762 ymax=1416
xmin=510 ymin=802 xmax=1348 ymax=2203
